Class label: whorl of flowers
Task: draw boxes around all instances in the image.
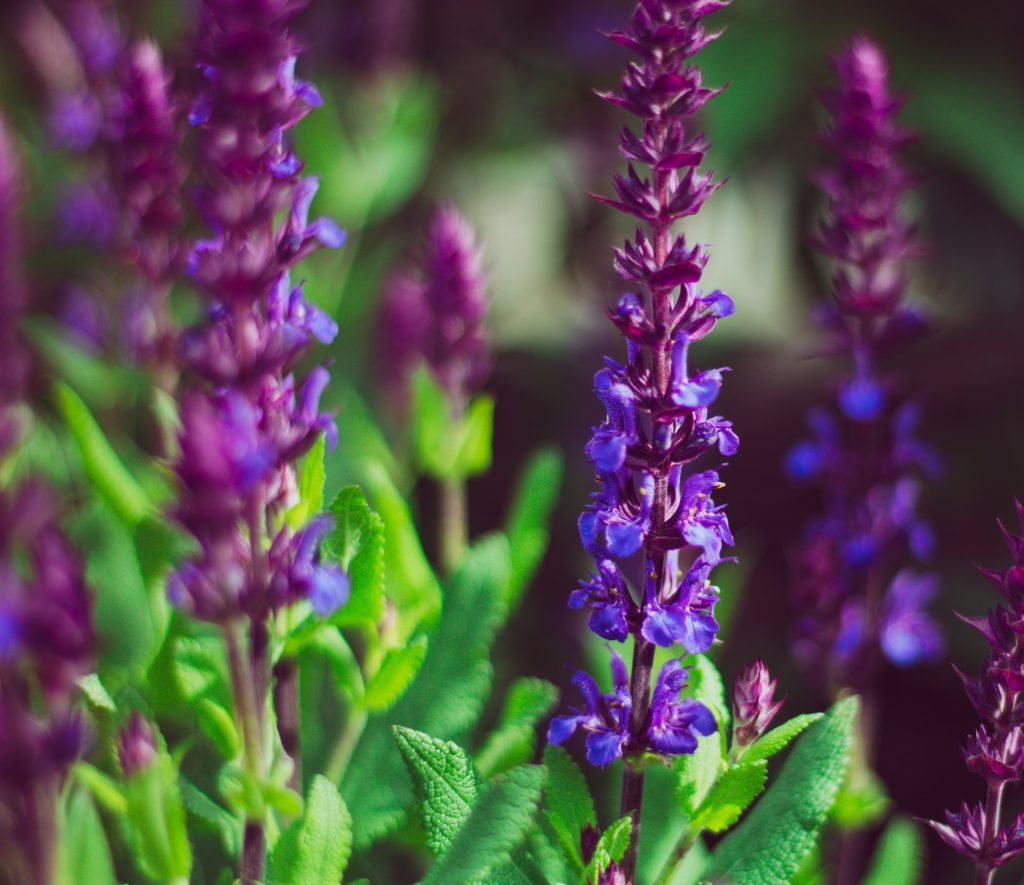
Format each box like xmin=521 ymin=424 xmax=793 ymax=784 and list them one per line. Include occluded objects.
xmin=0 ymin=115 xmax=94 ymax=884
xmin=378 ymin=205 xmax=490 ymax=409
xmin=169 ymin=0 xmax=347 ymax=623
xmin=788 ymin=37 xmax=941 ymax=687
xmin=925 ymin=504 xmax=1024 ymax=879
xmin=550 ymin=0 xmax=735 ymax=770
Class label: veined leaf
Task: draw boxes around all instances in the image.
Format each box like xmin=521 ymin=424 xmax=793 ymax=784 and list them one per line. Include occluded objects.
xmin=584 ymin=816 xmax=632 ymax=881
xmin=503 ymin=447 xmax=563 ymax=607
xmin=124 ymin=747 xmax=192 ymax=881
xmin=267 ymin=776 xmax=352 ymax=885
xmin=322 ymin=486 xmax=386 ymax=627
xmin=394 ymin=726 xmax=482 ymax=853
xmin=741 ymin=713 xmax=824 ymax=763
xmin=421 ymin=765 xmax=547 ymax=885
xmin=542 ymin=744 xmax=596 ymax=873
xmin=676 ymin=654 xmax=727 ymax=816
xmin=286 ymin=435 xmax=326 ymax=530
xmin=475 ymin=677 xmax=559 ymax=778
xmin=362 ymin=636 xmax=428 ymax=712
xmin=691 ymin=760 xmax=768 ymax=833
xmin=703 ymin=696 xmax=859 ymax=884
xmin=60 ymin=785 xmax=117 ymax=885
xmin=864 ymin=817 xmax=923 ymax=885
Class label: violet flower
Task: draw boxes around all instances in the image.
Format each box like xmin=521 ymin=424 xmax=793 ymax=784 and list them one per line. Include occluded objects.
xmin=788 ymin=38 xmax=942 ymax=689
xmin=550 ymin=0 xmax=733 ymax=877
xmin=925 ymin=503 xmax=1024 ymax=882
xmin=377 ymin=205 xmax=490 ymax=410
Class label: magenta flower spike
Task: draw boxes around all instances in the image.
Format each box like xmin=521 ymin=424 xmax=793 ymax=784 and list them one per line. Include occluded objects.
xmin=549 ymin=0 xmax=736 ymax=877
xmin=788 ymin=38 xmax=942 ymax=689
xmin=926 ymin=503 xmax=1024 ymax=883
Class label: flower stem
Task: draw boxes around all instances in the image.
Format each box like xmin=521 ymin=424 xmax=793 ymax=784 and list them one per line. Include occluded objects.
xmin=224 ymin=623 xmax=265 ymax=885
xmin=654 ymin=827 xmax=699 ymax=885
xmin=439 ymin=476 xmax=467 ymax=575
xmin=620 ymin=636 xmax=656 ymax=881
xmin=977 ymin=780 xmax=1005 ymax=885
xmin=325 ymin=707 xmax=368 ymax=784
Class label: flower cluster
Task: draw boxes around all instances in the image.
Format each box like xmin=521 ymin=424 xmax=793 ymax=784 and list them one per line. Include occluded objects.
xmin=377 ymin=205 xmax=490 ymax=409
xmin=0 ymin=116 xmax=94 ymax=883
xmin=788 ymin=38 xmax=941 ymax=687
xmin=926 ymin=503 xmax=1024 ymax=875
xmin=551 ymin=0 xmax=734 ymax=770
xmin=169 ymin=0 xmax=347 ymax=623
xmin=732 ymin=660 xmax=785 ymax=750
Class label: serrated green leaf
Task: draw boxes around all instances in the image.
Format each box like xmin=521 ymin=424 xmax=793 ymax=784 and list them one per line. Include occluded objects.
xmin=394 ymin=726 xmax=482 ymax=854
xmin=322 ymin=486 xmax=386 ymax=627
xmin=542 ymin=744 xmax=596 ymax=873
xmin=676 ymin=655 xmax=727 ymax=817
xmin=584 ymin=816 xmax=633 ymax=880
xmin=363 ymin=636 xmax=428 ymax=712
xmin=341 ymin=536 xmax=511 ymax=848
xmin=286 ymin=435 xmax=326 ymax=529
xmin=197 ymin=698 xmax=243 ymax=760
xmin=413 ymin=368 xmax=454 ymax=478
xmin=307 ymin=626 xmax=365 ymax=702
xmin=54 ymin=381 xmax=152 ymax=527
xmin=864 ymin=816 xmax=923 ymax=885
xmin=76 ymin=674 xmax=116 ymax=713
xmin=692 ymin=760 xmax=768 ymax=833
xmin=503 ymin=447 xmax=563 ymax=607
xmin=741 ymin=713 xmax=824 ymax=763
xmin=703 ymin=696 xmax=860 ymax=884
xmin=267 ymin=776 xmax=352 ymax=885
xmin=358 ymin=460 xmax=442 ymax=638
xmin=124 ymin=749 xmax=192 ymax=880
xmin=475 ymin=678 xmax=558 ymax=778
xmin=421 ymin=765 xmax=547 ymax=885
xmin=179 ymin=778 xmax=238 ymax=856
xmin=60 ymin=785 xmax=117 ymax=885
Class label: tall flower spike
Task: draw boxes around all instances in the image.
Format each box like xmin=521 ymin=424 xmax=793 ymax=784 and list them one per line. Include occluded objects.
xmin=788 ymin=38 xmax=941 ymax=690
xmin=926 ymin=504 xmax=1024 ymax=883
xmin=551 ymin=1 xmax=734 ymax=879
xmin=377 ymin=205 xmax=490 ymax=409
xmin=0 ymin=113 xmax=94 ymax=885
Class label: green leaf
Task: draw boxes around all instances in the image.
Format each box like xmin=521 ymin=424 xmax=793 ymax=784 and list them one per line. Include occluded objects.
xmin=831 ymin=768 xmax=890 ymax=829
xmin=691 ymin=760 xmax=768 ymax=833
xmin=741 ymin=713 xmax=824 ymax=763
xmin=453 ymin=394 xmax=494 ymax=478
xmin=394 ymin=726 xmax=482 ymax=854
xmin=676 ymin=654 xmax=727 ymax=816
xmin=358 ymin=461 xmax=443 ymax=638
xmin=421 ymin=765 xmax=547 ymax=885
xmin=124 ymin=748 xmax=192 ymax=880
xmin=584 ymin=816 xmax=632 ymax=881
xmin=53 ymin=381 xmax=152 ymax=527
xmin=286 ymin=434 xmax=326 ymax=529
xmin=475 ymin=678 xmax=559 ymax=778
xmin=179 ymin=778 xmax=239 ymax=856
xmin=341 ymin=536 xmax=511 ymax=848
xmin=60 ymin=785 xmax=117 ymax=885
xmin=267 ymin=776 xmax=353 ymax=885
xmin=503 ymin=447 xmax=563 ymax=607
xmin=322 ymin=486 xmax=386 ymax=627
xmin=703 ymin=695 xmax=860 ymax=884
xmin=196 ymin=698 xmax=243 ymax=760
xmin=363 ymin=636 xmax=428 ymax=712
xmin=74 ymin=763 xmax=127 ymax=815
xmin=863 ymin=817 xmax=923 ymax=885
xmin=76 ymin=674 xmax=116 ymax=713
xmin=542 ymin=744 xmax=596 ymax=872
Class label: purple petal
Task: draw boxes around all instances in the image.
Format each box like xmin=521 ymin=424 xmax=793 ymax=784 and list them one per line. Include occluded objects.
xmin=548 ymin=716 xmax=579 ymax=745
xmin=586 ymin=730 xmax=625 ymax=767
xmin=309 ymin=566 xmax=350 ymax=615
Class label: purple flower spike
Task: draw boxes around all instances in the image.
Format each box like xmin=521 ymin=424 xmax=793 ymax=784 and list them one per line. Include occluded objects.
xmin=647 ymin=659 xmax=717 ymax=755
xmin=118 ymin=714 xmax=158 ymax=778
xmin=789 ymin=37 xmax=940 ymax=689
xmin=548 ymin=654 xmax=632 ymax=767
xmin=376 ymin=205 xmax=490 ymax=408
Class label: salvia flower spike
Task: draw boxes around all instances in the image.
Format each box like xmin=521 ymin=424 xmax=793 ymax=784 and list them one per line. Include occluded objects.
xmin=549 ymin=0 xmax=735 ymax=878
xmin=732 ymin=659 xmax=785 ymax=750
xmin=0 ymin=115 xmax=95 ymax=885
xmin=788 ymin=37 xmax=942 ymax=689
xmin=926 ymin=503 xmax=1024 ymax=883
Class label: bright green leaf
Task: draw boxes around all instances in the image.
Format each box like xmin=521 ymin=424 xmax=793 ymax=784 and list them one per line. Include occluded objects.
xmin=691 ymin=760 xmax=768 ymax=833
xmin=124 ymin=748 xmax=192 ymax=881
xmin=421 ymin=765 xmax=547 ymax=885
xmin=362 ymin=636 xmax=428 ymax=712
xmin=76 ymin=674 xmax=116 ymax=713
xmin=267 ymin=776 xmax=353 ymax=885
xmin=542 ymin=744 xmax=596 ymax=873
xmin=584 ymin=816 xmax=632 ymax=881
xmin=741 ymin=713 xmax=824 ymax=763
xmin=393 ymin=726 xmax=482 ymax=854
xmin=286 ymin=435 xmax=326 ymax=529
xmin=196 ymin=698 xmax=243 ymax=760
xmin=503 ymin=447 xmax=563 ymax=607
xmin=475 ymin=678 xmax=558 ymax=778
xmin=864 ymin=817 xmax=923 ymax=885
xmin=179 ymin=778 xmax=238 ymax=856
xmin=676 ymin=655 xmax=727 ymax=817
xmin=453 ymin=394 xmax=494 ymax=478
xmin=54 ymin=381 xmax=151 ymax=527
xmin=74 ymin=763 xmax=127 ymax=816
xmin=60 ymin=785 xmax=117 ymax=885
xmin=322 ymin=486 xmax=386 ymax=627
xmin=703 ymin=696 xmax=860 ymax=884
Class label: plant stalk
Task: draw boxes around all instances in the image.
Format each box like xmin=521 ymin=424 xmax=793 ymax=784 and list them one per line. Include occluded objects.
xmin=976 ymin=780 xmax=1005 ymax=885
xmin=654 ymin=827 xmax=699 ymax=885
xmin=274 ymin=656 xmax=302 ymax=794
xmin=439 ymin=475 xmax=467 ymax=575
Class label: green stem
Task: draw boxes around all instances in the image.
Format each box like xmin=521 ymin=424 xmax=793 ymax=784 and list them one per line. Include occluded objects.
xmin=324 ymin=708 xmax=368 ymax=784
xmin=653 ymin=827 xmax=700 ymax=885
xmin=439 ymin=476 xmax=467 ymax=575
